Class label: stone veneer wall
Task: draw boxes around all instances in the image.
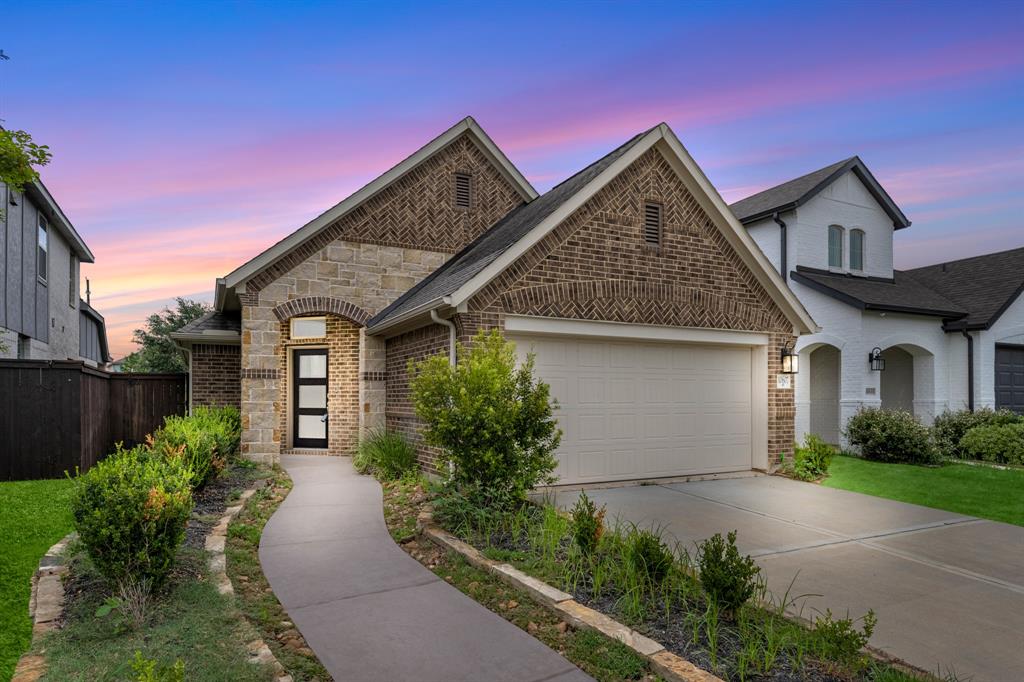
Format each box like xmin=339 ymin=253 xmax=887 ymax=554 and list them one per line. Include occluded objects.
xmin=389 ymin=146 xmax=798 ymax=469
xmin=236 ymin=132 xmax=523 ymax=463
xmin=276 ymin=315 xmax=360 ymax=455
xmin=191 ymin=344 xmax=241 ymax=408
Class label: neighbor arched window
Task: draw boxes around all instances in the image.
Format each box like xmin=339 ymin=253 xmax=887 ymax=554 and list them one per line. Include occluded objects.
xmin=850 ymin=229 xmax=865 ymax=271
xmin=828 ymin=225 xmax=844 ymax=268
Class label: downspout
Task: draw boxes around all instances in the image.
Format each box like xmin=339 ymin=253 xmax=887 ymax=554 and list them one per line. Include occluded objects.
xmin=961 ymin=329 xmax=974 ymax=411
xmin=430 ymin=309 xmax=456 ymax=365
xmin=772 ymin=212 xmax=787 ymax=282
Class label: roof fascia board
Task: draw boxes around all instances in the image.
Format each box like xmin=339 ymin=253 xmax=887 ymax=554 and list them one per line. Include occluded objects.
xmin=848 ymin=162 xmax=912 ymax=229
xmin=465 ymin=118 xmax=538 ymax=201
xmin=791 ymin=271 xmax=966 ymax=319
xmin=656 ymin=127 xmax=818 ymax=334
xmin=28 ymin=180 xmax=95 ymax=262
xmin=169 ymin=331 xmax=241 ymax=344
xmin=365 ymin=297 xmax=449 ymax=336
xmin=444 ymin=128 xmax=664 ymax=312
xmin=982 ymin=279 xmax=1024 ymax=329
xmin=221 ymin=117 xmax=534 ymax=293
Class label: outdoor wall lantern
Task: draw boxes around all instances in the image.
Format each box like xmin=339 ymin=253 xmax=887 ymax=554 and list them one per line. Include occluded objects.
xmin=780 ymin=345 xmax=799 ymax=374
xmin=869 ymin=347 xmax=886 ymax=371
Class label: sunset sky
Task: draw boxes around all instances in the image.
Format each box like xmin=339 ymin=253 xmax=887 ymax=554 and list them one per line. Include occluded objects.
xmin=2 ymin=1 xmax=1022 ymax=358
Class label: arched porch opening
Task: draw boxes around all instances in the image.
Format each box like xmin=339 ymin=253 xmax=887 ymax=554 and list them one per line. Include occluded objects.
xmin=797 ymin=342 xmax=842 ymax=446
xmin=880 ymin=343 xmax=936 ymax=423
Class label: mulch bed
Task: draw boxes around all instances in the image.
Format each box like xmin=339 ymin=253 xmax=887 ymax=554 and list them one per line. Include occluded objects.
xmin=184 ymin=464 xmax=265 ymax=550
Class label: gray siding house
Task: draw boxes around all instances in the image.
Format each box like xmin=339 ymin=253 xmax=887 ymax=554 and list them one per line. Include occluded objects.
xmin=1 ymin=178 xmax=110 ymax=367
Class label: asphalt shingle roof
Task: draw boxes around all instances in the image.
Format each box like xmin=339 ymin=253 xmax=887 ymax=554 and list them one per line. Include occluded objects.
xmin=730 ymin=158 xmax=853 ymax=223
xmin=791 ymin=267 xmax=967 ymax=318
xmin=903 ymin=246 xmax=1024 ymax=328
xmin=176 ymin=309 xmax=241 ymax=335
xmin=368 ymin=128 xmax=653 ymax=329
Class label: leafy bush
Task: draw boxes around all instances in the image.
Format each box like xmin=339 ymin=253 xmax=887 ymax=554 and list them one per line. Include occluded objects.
xmin=933 ymin=408 xmax=1020 ymax=459
xmin=132 ymin=652 xmax=185 ymax=682
xmin=789 ymin=434 xmax=836 ymax=481
xmin=354 ymin=429 xmax=417 ymax=480
xmin=623 ymin=527 xmax=673 ymax=585
xmin=409 ymin=329 xmax=561 ymax=504
xmin=71 ymin=445 xmax=193 ymax=589
xmin=844 ymin=408 xmax=937 ymax=464
xmin=569 ymin=492 xmax=606 ymax=555
xmin=959 ymin=422 xmax=1024 ymax=464
xmin=698 ymin=530 xmax=761 ymax=615
xmin=810 ymin=609 xmax=877 ymax=671
xmin=150 ymin=410 xmax=233 ymax=488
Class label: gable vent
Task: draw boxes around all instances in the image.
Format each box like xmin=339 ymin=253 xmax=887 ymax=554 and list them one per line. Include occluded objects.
xmin=454 ymin=173 xmax=473 ymax=209
xmin=643 ymin=202 xmax=662 ymax=245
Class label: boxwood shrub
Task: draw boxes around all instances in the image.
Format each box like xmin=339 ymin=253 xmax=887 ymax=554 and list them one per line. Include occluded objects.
xmin=932 ymin=408 xmax=1020 ymax=459
xmin=150 ymin=406 xmax=239 ymax=488
xmin=959 ymin=422 xmax=1024 ymax=464
xmin=844 ymin=408 xmax=937 ymax=464
xmin=71 ymin=445 xmax=193 ymax=588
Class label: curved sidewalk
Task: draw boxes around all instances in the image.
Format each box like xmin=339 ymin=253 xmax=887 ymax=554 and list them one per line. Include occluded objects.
xmin=259 ymin=454 xmax=591 ymax=682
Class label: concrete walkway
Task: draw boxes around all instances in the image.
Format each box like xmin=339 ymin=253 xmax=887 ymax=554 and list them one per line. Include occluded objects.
xmin=550 ymin=476 xmax=1024 ymax=682
xmin=259 ymin=455 xmax=591 ymax=682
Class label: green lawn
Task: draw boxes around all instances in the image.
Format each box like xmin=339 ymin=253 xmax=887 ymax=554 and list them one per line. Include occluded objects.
xmin=823 ymin=455 xmax=1024 ymax=526
xmin=0 ymin=479 xmax=75 ymax=681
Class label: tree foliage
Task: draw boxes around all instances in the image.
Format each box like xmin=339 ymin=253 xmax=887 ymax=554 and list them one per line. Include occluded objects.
xmin=122 ymin=298 xmax=210 ymax=373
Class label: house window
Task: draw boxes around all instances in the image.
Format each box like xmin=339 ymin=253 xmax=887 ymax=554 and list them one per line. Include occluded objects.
xmin=290 ymin=316 xmax=326 ymax=339
xmin=850 ymin=229 xmax=865 ymax=271
xmin=454 ymin=173 xmax=472 ymax=209
xmin=643 ymin=202 xmax=663 ymax=246
xmin=69 ymin=256 xmax=77 ymax=307
xmin=828 ymin=225 xmax=844 ymax=269
xmin=37 ymin=216 xmax=48 ymax=283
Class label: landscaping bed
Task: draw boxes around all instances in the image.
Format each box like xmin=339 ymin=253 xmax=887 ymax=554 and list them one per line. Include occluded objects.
xmin=381 ymin=478 xmax=661 ymax=682
xmin=0 ymin=479 xmax=74 ymax=681
xmin=40 ymin=458 xmax=274 ymax=680
xmin=823 ymin=455 xmax=1024 ymax=527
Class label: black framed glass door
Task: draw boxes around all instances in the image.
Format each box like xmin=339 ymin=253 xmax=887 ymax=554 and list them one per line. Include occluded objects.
xmin=293 ymin=348 xmax=328 ymax=448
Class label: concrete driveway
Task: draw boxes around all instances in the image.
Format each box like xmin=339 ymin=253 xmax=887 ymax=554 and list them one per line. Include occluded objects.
xmin=549 ymin=475 xmax=1024 ymax=682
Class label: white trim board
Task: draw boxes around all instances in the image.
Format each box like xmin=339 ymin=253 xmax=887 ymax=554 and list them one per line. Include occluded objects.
xmin=504 ymin=315 xmax=770 ymax=347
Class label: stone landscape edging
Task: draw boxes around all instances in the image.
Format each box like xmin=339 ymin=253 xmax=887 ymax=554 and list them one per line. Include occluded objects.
xmin=11 ymin=533 xmax=76 ymax=682
xmin=415 ymin=509 xmax=724 ymax=682
xmin=207 ymin=484 xmax=294 ymax=682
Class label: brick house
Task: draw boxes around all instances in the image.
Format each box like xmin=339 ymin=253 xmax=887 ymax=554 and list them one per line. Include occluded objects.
xmin=174 ymin=118 xmax=816 ymax=484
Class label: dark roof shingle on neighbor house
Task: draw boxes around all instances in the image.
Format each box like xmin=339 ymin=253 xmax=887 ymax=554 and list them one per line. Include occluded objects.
xmin=368 ymin=128 xmax=653 ymax=330
xmin=791 ymin=266 xmax=968 ymax=319
xmin=903 ymin=246 xmax=1024 ymax=329
xmin=729 ymin=156 xmax=911 ymax=229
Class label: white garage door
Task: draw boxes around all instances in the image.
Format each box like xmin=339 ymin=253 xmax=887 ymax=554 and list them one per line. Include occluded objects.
xmin=509 ymin=334 xmax=754 ymax=485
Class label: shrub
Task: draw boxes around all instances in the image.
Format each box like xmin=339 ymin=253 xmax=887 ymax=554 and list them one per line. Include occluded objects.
xmin=789 ymin=434 xmax=836 ymax=481
xmin=623 ymin=527 xmax=673 ymax=585
xmin=844 ymin=408 xmax=937 ymax=464
xmin=810 ymin=609 xmax=877 ymax=671
xmin=959 ymin=422 xmax=1024 ymax=464
xmin=569 ymin=491 xmax=606 ymax=555
xmin=933 ymin=408 xmax=1020 ymax=459
xmin=354 ymin=429 xmax=417 ymax=480
xmin=71 ymin=445 xmax=193 ymax=589
xmin=150 ymin=412 xmax=227 ymax=488
xmin=698 ymin=530 xmax=761 ymax=615
xmin=409 ymin=329 xmax=561 ymax=505
xmin=132 ymin=652 xmax=185 ymax=682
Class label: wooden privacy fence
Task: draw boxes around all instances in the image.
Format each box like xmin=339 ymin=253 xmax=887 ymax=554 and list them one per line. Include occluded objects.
xmin=0 ymin=360 xmax=188 ymax=481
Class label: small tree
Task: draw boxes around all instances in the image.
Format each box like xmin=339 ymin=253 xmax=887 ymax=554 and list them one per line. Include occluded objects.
xmin=409 ymin=329 xmax=561 ymax=504
xmin=123 ymin=298 xmax=211 ymax=373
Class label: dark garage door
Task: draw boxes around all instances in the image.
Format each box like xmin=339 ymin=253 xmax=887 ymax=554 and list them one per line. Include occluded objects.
xmin=995 ymin=344 xmax=1024 ymax=414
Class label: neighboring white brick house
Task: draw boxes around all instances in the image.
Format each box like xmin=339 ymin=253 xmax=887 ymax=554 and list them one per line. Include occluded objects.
xmin=734 ymin=157 xmax=1024 ymax=445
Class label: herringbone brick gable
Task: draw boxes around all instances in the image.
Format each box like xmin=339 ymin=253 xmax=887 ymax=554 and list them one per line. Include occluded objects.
xmin=247 ymin=133 xmax=522 ymax=294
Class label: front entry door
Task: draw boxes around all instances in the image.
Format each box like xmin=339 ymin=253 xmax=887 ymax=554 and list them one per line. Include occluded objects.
xmin=293 ymin=349 xmax=329 ymax=448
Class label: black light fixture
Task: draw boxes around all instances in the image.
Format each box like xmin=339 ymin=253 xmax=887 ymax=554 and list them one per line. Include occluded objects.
xmin=869 ymin=347 xmax=885 ymax=371
xmin=781 ymin=344 xmax=799 ymax=374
